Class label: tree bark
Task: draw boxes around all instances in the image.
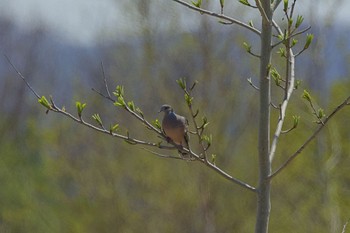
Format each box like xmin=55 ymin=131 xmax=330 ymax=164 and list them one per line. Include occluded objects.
xmin=255 ymin=1 xmax=273 ymax=233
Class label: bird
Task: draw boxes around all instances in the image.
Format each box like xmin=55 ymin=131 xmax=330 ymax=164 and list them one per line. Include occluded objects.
xmin=159 ymin=104 xmax=189 ymax=155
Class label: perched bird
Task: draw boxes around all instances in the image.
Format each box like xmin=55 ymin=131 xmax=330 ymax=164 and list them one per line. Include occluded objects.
xmin=159 ymin=104 xmax=189 ymax=155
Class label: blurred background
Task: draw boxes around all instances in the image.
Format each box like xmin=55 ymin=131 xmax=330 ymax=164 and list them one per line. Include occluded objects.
xmin=0 ymin=0 xmax=350 ymax=232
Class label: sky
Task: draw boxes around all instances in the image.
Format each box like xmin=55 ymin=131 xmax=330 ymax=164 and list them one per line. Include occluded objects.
xmin=1 ymin=0 xmax=350 ymax=46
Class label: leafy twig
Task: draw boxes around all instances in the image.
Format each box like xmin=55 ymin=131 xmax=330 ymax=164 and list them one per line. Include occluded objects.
xmin=269 ymin=95 xmax=350 ymax=179
xmin=171 ymin=0 xmax=261 ymax=36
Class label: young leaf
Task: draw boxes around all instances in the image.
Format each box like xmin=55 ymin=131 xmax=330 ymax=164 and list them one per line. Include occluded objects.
xmin=283 ymin=0 xmax=288 ymax=11
xmin=295 ymin=15 xmax=304 ymax=28
xmin=211 ymin=154 xmax=217 ymax=165
xmin=185 ymin=93 xmax=193 ymax=106
xmin=291 ymin=38 xmax=298 ymax=47
xmin=76 ymin=101 xmax=86 ymax=118
xmin=243 ymin=42 xmax=252 ymax=53
xmin=302 ymin=90 xmax=312 ymax=102
xmin=292 ymin=115 xmax=300 ymax=128
xmin=110 ymin=124 xmax=119 ymax=133
xmin=39 ymin=96 xmax=52 ymax=110
xmin=294 ymin=79 xmax=301 ymax=89
xmin=317 ymin=108 xmax=325 ymax=119
xmin=191 ymin=0 xmax=202 ymax=8
xmin=304 ymin=34 xmax=314 ymax=49
xmin=176 ymin=78 xmax=186 ymax=90
xmin=152 ymin=119 xmax=161 ymax=130
xmin=136 ymin=107 xmax=144 ymax=118
xmin=92 ymin=114 xmax=103 ymax=127
xmin=239 ymin=0 xmax=250 ymax=6
xmin=127 ymin=101 xmax=135 ymax=111
xmin=270 ymin=68 xmax=281 ymax=86
xmin=113 ymin=85 xmax=124 ymax=97
xmin=277 ymin=47 xmax=287 ymax=57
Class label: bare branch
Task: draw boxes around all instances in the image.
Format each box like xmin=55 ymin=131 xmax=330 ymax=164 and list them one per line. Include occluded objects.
xmin=5 ymin=54 xmax=41 ymax=99
xmin=171 ymin=0 xmax=261 ymax=36
xmin=269 ymin=95 xmax=350 ymax=179
xmin=100 ymin=62 xmax=112 ymax=99
xmin=247 ymin=77 xmax=260 ymax=91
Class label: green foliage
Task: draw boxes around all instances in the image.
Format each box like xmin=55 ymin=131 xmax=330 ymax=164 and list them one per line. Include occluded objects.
xmin=92 ymin=113 xmax=103 ymax=127
xmin=109 ymin=123 xmax=119 ymax=133
xmin=152 ymin=119 xmax=161 ymax=130
xmin=243 ymin=41 xmax=252 ymax=53
xmin=304 ymin=33 xmax=314 ymax=49
xmin=302 ymin=89 xmax=312 ymax=102
xmin=191 ymin=0 xmax=202 ymax=8
xmin=38 ymin=96 xmax=51 ymax=110
xmin=75 ymin=101 xmax=86 ymax=118
xmin=295 ymin=15 xmax=304 ymax=28
xmin=239 ymin=0 xmax=251 ymax=7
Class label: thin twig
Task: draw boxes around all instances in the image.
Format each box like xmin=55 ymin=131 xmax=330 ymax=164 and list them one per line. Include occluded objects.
xmin=271 ymin=26 xmax=311 ymax=48
xmin=269 ymin=95 xmax=350 ymax=179
xmin=4 ymin=54 xmax=41 ymax=99
xmin=247 ymin=77 xmax=260 ymax=91
xmin=171 ymin=0 xmax=261 ymax=36
xmin=141 ymin=147 xmax=184 ymax=160
xmin=100 ymin=62 xmax=112 ymax=99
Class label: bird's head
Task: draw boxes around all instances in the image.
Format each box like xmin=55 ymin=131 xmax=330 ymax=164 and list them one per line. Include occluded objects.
xmin=158 ymin=104 xmax=173 ymax=114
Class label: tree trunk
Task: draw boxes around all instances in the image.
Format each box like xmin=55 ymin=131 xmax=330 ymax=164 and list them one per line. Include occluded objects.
xmin=255 ymin=1 xmax=273 ymax=233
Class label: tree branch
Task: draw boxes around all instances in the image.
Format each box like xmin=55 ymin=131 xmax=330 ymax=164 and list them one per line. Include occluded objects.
xmin=269 ymin=95 xmax=350 ymax=179
xmin=269 ymin=21 xmax=295 ymax=162
xmin=171 ymin=0 xmax=261 ymax=36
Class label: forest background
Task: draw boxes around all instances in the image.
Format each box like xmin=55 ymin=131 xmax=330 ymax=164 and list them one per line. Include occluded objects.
xmin=0 ymin=0 xmax=350 ymax=232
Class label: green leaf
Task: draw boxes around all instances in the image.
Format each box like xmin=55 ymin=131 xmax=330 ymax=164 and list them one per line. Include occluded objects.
xmin=136 ymin=107 xmax=144 ymax=118
xmin=220 ymin=0 xmax=225 ymax=8
xmin=211 ymin=154 xmax=217 ymax=165
xmin=92 ymin=114 xmax=103 ymax=127
xmin=202 ymin=116 xmax=210 ymax=129
xmin=243 ymin=42 xmax=251 ymax=53
xmin=185 ymin=93 xmax=193 ymax=106
xmin=75 ymin=101 xmax=86 ymax=118
xmin=294 ymin=79 xmax=301 ymax=89
xmin=277 ymin=47 xmax=287 ymax=57
xmin=176 ymin=78 xmax=187 ymax=90
xmin=295 ymin=15 xmax=304 ymax=28
xmin=38 ymin=96 xmax=52 ymax=110
xmin=317 ymin=108 xmax=325 ymax=119
xmin=248 ymin=20 xmax=254 ymax=28
xmin=302 ymin=90 xmax=312 ymax=102
xmin=270 ymin=68 xmax=281 ymax=86
xmin=201 ymin=134 xmax=212 ymax=147
xmin=109 ymin=124 xmax=119 ymax=133
xmin=283 ymin=0 xmax=288 ymax=11
xmin=114 ymin=96 xmax=126 ymax=108
xmin=277 ymin=34 xmax=284 ymax=41
xmin=152 ymin=119 xmax=161 ymax=130
xmin=113 ymin=85 xmax=124 ymax=97
xmin=191 ymin=0 xmax=202 ymax=7
xmin=292 ymin=115 xmax=300 ymax=128
xmin=239 ymin=0 xmax=250 ymax=6
xmin=127 ymin=101 xmax=135 ymax=111
xmin=304 ymin=33 xmax=314 ymax=49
